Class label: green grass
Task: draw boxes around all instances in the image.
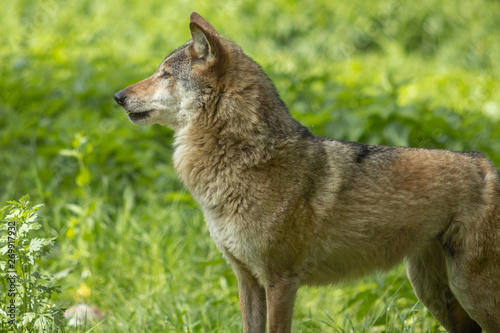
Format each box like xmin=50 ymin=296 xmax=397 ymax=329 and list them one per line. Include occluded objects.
xmin=1 ymin=0 xmax=500 ymax=331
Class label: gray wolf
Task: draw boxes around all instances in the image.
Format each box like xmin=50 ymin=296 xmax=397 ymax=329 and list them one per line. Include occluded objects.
xmin=114 ymin=12 xmax=500 ymax=333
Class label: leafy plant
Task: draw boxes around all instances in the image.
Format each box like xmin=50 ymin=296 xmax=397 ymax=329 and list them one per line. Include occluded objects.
xmin=0 ymin=195 xmax=65 ymax=332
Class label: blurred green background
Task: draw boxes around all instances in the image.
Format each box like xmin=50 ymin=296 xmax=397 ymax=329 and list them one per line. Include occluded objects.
xmin=1 ymin=0 xmax=499 ymax=331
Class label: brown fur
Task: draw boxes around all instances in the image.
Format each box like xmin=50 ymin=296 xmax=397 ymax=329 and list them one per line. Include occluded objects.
xmin=114 ymin=12 xmax=500 ymax=332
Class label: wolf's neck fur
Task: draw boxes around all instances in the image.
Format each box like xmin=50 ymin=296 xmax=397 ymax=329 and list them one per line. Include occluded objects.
xmin=219 ymin=53 xmax=310 ymax=142
xmin=173 ymin=56 xmax=310 ymax=211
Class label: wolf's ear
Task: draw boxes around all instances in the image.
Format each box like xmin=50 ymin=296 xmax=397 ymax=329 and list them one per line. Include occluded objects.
xmin=189 ymin=12 xmax=226 ymax=71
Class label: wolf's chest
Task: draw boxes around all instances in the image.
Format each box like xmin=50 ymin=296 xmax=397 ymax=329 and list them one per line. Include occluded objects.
xmin=204 ymin=210 xmax=268 ymax=275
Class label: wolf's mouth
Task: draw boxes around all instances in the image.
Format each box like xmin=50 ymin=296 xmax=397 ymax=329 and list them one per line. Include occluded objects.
xmin=128 ymin=110 xmax=152 ymax=122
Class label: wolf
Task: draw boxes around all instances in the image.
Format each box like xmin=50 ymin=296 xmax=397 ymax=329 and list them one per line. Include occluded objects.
xmin=114 ymin=12 xmax=500 ymax=333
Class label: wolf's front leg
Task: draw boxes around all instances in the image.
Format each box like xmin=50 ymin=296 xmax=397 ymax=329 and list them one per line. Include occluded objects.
xmin=225 ymin=256 xmax=265 ymax=332
xmin=223 ymin=248 xmax=267 ymax=331
xmin=236 ymin=272 xmax=266 ymax=333
xmin=266 ymin=276 xmax=300 ymax=333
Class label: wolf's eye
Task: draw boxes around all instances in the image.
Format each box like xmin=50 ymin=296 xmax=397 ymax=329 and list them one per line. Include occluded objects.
xmin=162 ymin=72 xmax=172 ymax=79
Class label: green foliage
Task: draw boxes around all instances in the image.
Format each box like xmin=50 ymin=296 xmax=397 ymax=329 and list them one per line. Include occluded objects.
xmin=0 ymin=0 xmax=499 ymax=331
xmin=0 ymin=196 xmax=65 ymax=332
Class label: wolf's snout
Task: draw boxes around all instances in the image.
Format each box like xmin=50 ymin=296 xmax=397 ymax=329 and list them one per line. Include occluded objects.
xmin=114 ymin=91 xmax=127 ymax=106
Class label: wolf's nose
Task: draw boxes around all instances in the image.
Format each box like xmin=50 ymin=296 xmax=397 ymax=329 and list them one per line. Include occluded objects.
xmin=114 ymin=91 xmax=127 ymax=106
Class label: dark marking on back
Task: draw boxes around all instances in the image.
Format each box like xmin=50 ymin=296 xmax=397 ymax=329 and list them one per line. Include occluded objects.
xmin=355 ymin=145 xmax=372 ymax=164
xmin=337 ymin=141 xmax=399 ymax=164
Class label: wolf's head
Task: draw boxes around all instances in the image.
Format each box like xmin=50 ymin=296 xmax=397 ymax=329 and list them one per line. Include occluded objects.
xmin=113 ymin=13 xmax=225 ymax=128
xmin=114 ymin=12 xmax=297 ymax=138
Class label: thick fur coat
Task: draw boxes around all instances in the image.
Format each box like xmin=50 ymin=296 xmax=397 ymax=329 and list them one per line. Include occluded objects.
xmin=115 ymin=13 xmax=500 ymax=333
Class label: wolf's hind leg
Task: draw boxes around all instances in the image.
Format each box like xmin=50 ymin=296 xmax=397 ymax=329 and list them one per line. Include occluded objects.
xmin=445 ymin=225 xmax=500 ymax=331
xmin=405 ymin=239 xmax=481 ymax=333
